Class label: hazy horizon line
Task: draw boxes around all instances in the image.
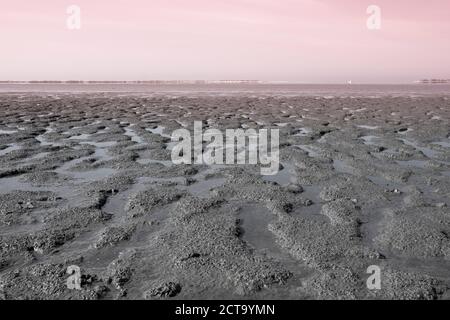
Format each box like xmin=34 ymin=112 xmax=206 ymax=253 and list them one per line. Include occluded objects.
xmin=2 ymin=80 xmax=449 ymax=85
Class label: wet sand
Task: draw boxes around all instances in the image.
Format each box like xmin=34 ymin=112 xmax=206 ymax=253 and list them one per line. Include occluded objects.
xmin=0 ymin=93 xmax=449 ymax=300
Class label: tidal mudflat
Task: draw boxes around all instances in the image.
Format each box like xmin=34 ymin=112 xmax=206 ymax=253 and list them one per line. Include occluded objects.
xmin=0 ymin=93 xmax=449 ymax=300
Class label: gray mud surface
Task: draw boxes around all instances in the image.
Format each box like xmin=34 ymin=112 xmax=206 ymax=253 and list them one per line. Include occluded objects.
xmin=0 ymin=94 xmax=449 ymax=300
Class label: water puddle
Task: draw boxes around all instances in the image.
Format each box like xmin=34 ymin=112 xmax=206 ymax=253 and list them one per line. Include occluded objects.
xmin=35 ymin=136 xmax=54 ymax=146
xmin=0 ymin=144 xmax=21 ymax=156
xmin=288 ymin=184 xmax=327 ymax=221
xmin=124 ymin=127 xmax=144 ymax=144
xmin=69 ymin=133 xmax=91 ymax=140
xmin=357 ymin=125 xmax=378 ymax=130
xmin=55 ymin=155 xmax=89 ymax=173
xmin=396 ymin=160 xmax=428 ymax=169
xmin=35 ymin=127 xmax=59 ymax=146
xmin=136 ymin=158 xmax=173 ymax=166
xmin=293 ymin=128 xmax=311 ymax=137
xmin=146 ymin=126 xmax=171 ymax=138
xmin=398 ymin=138 xmax=437 ymax=158
xmin=187 ymin=177 xmax=226 ymax=198
xmin=102 ymin=185 xmax=144 ymax=223
xmin=360 ymin=135 xmax=380 ymax=145
xmin=333 ymin=159 xmax=355 ymax=174
xmin=91 ymin=147 xmax=113 ymax=162
xmin=103 ymin=176 xmax=179 ymax=225
xmin=295 ymin=145 xmax=320 ymax=157
xmin=263 ymin=163 xmax=296 ymax=186
xmin=299 ymin=183 xmax=317 ymax=198
xmin=0 ymin=176 xmax=43 ymax=194
xmin=28 ymin=152 xmax=50 ymax=160
xmin=71 ymin=168 xmax=116 ymax=180
xmin=368 ymin=175 xmax=404 ymax=190
xmin=0 ymin=129 xmax=18 ymax=135
xmin=80 ymin=141 xmax=117 ymax=148
xmin=237 ymin=203 xmax=282 ymax=257
xmin=54 ymin=148 xmax=115 ymax=181
xmin=236 ymin=201 xmax=314 ymax=286
xmin=432 ymin=141 xmax=450 ymax=148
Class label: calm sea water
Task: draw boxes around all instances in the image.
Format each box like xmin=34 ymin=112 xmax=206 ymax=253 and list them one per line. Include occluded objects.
xmin=0 ymin=83 xmax=449 ymax=97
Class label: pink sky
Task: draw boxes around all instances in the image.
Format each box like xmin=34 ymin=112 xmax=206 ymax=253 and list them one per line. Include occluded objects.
xmin=1 ymin=0 xmax=450 ymax=83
